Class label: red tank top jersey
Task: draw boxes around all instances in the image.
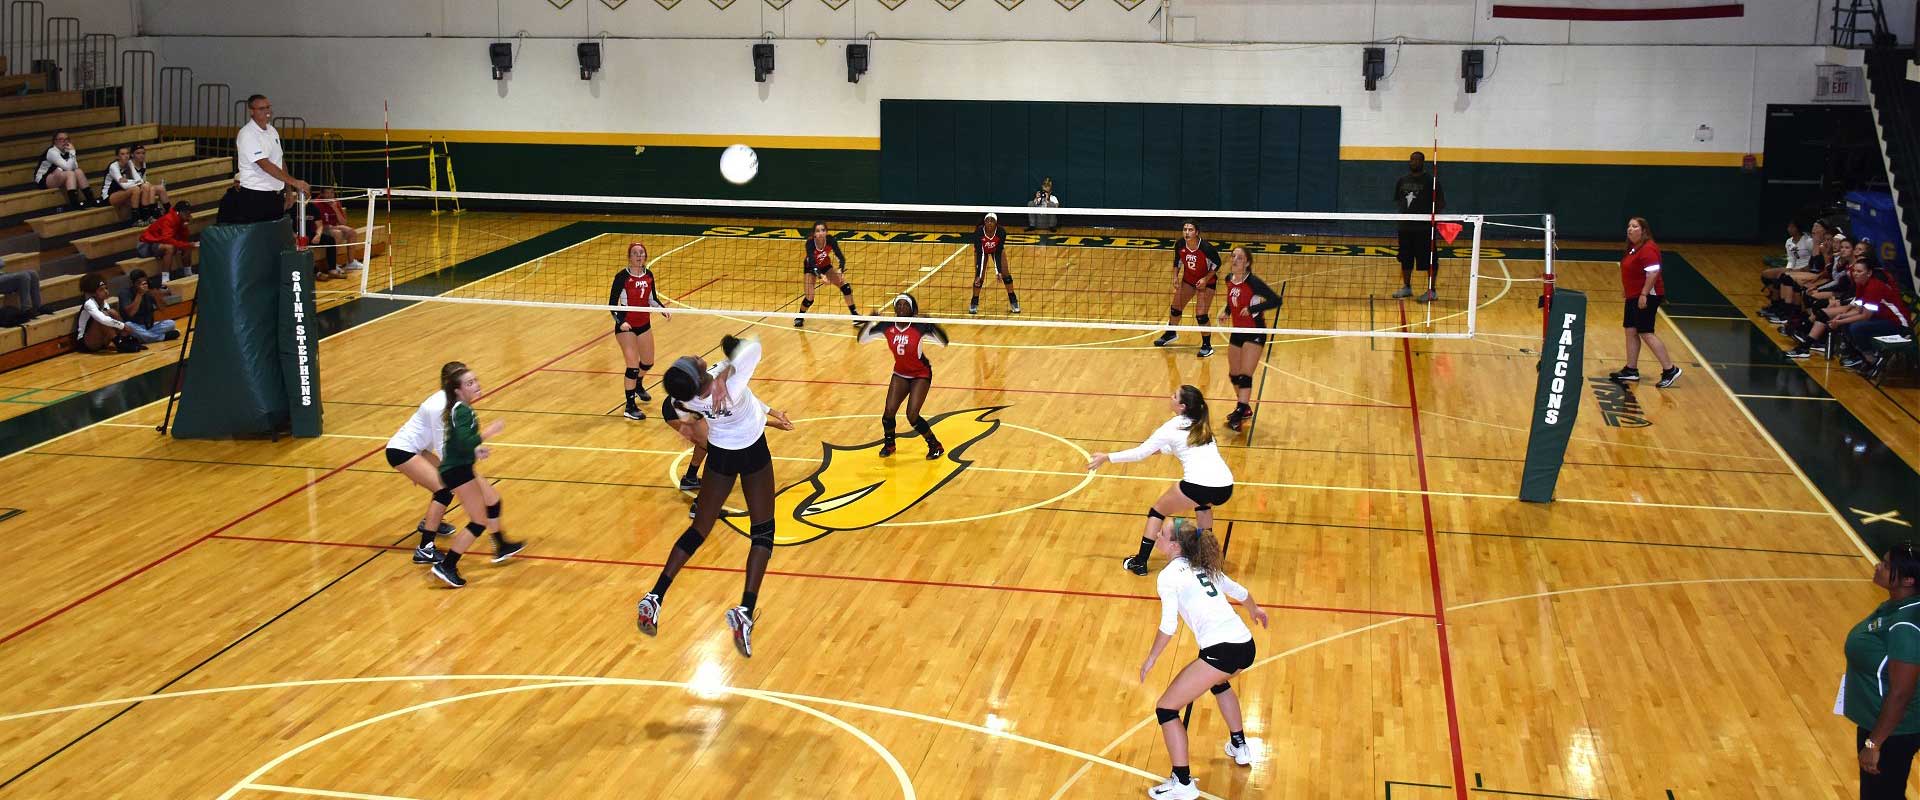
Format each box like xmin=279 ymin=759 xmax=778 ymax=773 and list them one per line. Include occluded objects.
xmin=1621 ymin=240 xmax=1665 ymax=299
xmin=1177 ymin=241 xmax=1218 ymax=285
xmin=978 ymin=227 xmax=1003 ymax=255
xmin=1225 ymin=281 xmax=1257 ymax=328
xmin=807 ymin=238 xmax=838 ymax=271
xmin=615 ymin=269 xmax=656 ymax=327
xmin=886 ymin=323 xmax=933 ymax=379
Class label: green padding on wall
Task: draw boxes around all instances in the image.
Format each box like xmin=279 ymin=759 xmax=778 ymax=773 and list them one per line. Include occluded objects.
xmin=1298 ymin=108 xmax=1341 ymax=212
xmin=1141 ymin=103 xmax=1180 ymax=205
xmin=1104 ymin=106 xmax=1145 ymax=208
xmin=1220 ymin=107 xmax=1261 ymax=211
xmin=1180 ymin=106 xmax=1221 ymax=209
xmin=880 ymin=101 xmax=917 ymax=201
xmin=1260 ymin=108 xmax=1301 ymax=212
xmin=171 ymin=221 xmax=297 ymax=439
xmin=990 ymin=104 xmax=1029 ymax=204
xmin=1066 ymin=104 xmax=1106 ymax=206
xmin=1029 ymin=103 xmax=1069 ymax=193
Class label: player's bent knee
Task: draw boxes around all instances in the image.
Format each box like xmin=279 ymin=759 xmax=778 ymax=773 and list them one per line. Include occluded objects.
xmin=1230 ymin=374 xmax=1253 ymax=389
xmin=431 ymin=488 xmax=454 ymax=506
xmin=1211 ymin=682 xmax=1231 ymax=696
xmin=840 ymin=283 xmax=854 ymax=296
xmin=674 ymin=526 xmax=707 ymax=555
xmin=1196 ymin=314 xmax=1210 ymax=325
xmin=749 ymin=519 xmax=775 ymax=550
xmin=1169 ymin=307 xmax=1183 ymax=318
xmin=465 ymin=521 xmax=486 ymax=537
xmin=485 ymin=500 xmax=501 ymax=519
xmin=638 ymin=361 xmax=652 ymax=373
xmin=1001 ymin=273 xmax=1014 ymax=285
xmin=1148 ymin=508 xmax=1166 ymax=520
xmin=624 ymin=367 xmax=640 ymax=380
xmin=1155 ymin=707 xmax=1181 ymax=725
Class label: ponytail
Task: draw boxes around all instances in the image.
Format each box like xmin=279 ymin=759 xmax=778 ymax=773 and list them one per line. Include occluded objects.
xmin=440 ymin=363 xmax=469 ymax=427
xmin=1177 ymin=384 xmax=1213 ymax=447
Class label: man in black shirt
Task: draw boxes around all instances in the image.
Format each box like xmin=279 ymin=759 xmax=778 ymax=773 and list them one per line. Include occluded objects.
xmin=1391 ymin=151 xmax=1444 ymax=303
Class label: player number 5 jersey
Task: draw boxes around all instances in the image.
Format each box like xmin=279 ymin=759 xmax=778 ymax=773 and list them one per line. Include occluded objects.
xmin=1157 ymin=557 xmax=1254 ymax=648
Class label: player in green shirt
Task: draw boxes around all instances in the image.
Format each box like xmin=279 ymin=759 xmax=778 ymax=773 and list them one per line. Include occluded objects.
xmin=430 ymin=365 xmax=527 ymax=588
xmin=1844 ymin=543 xmax=1920 ymax=798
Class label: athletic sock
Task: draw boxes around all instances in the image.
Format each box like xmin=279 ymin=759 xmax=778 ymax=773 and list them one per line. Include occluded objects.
xmin=1230 ymin=731 xmax=1246 ymax=747
xmin=682 ymin=465 xmax=699 ymax=481
xmin=417 ymin=525 xmax=436 ymax=549
xmin=1172 ymin=766 xmax=1191 ymax=785
xmin=1201 ymin=334 xmax=1212 ymax=346
xmin=741 ymin=591 xmax=758 ymax=614
xmin=650 ymin=573 xmax=674 ymax=599
xmin=1135 ymin=536 xmax=1155 ymax=561
xmin=490 ymin=531 xmax=509 ymax=549
xmin=441 ymin=550 xmax=463 ymax=568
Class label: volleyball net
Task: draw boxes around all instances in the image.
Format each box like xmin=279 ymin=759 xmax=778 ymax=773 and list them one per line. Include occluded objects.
xmin=351 ymin=190 xmax=1554 ymax=340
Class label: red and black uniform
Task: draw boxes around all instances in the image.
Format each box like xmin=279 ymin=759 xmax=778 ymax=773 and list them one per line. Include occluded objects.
xmin=1223 ymin=273 xmax=1283 ymax=347
xmin=1620 ymin=239 xmax=1665 ymax=333
xmin=608 ymin=267 xmax=664 ymax=334
xmin=804 ymin=237 xmax=846 ymax=276
xmin=973 ymin=224 xmax=1007 ymax=284
xmin=879 ymin=322 xmax=944 ymax=380
xmin=1175 ymin=240 xmax=1223 ymax=289
xmin=859 ymin=316 xmax=949 ymax=458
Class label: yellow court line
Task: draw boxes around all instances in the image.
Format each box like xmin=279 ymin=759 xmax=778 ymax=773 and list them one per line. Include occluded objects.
xmin=1660 ymin=310 xmax=1878 ymax=562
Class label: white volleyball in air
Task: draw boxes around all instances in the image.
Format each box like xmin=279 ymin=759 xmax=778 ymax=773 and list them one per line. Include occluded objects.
xmin=719 ymin=144 xmax=759 ymax=185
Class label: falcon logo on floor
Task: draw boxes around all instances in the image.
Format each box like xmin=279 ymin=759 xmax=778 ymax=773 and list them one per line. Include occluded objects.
xmin=720 ymin=407 xmax=1005 ymax=545
xmin=1587 ymin=377 xmax=1651 ymax=428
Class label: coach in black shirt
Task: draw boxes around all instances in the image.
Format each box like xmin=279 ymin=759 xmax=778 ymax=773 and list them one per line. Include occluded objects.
xmin=1392 ymin=151 xmax=1444 ymax=303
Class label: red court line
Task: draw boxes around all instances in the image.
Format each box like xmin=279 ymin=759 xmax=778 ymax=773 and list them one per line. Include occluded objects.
xmin=209 ymin=533 xmax=1434 ymax=620
xmin=539 ymin=369 xmax=1408 ymax=410
xmin=1399 ymin=304 xmax=1470 ymax=800
xmin=0 ymin=327 xmax=617 ymax=650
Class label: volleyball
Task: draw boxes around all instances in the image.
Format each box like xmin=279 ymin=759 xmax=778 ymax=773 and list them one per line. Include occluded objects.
xmin=719 ymin=144 xmax=759 ymax=185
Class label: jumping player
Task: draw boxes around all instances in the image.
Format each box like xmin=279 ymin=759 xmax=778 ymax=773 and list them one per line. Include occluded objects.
xmin=797 ymin=221 xmax=862 ymax=328
xmin=968 ymin=212 xmax=1022 ymax=315
xmin=1087 ymin=385 xmax=1235 ymax=576
xmin=608 ymin=242 xmax=670 ymax=420
xmin=857 ymin=292 xmax=948 ymax=460
xmin=637 ymin=335 xmax=796 ymax=657
xmin=1153 ymin=222 xmax=1223 ymax=357
xmin=1138 ymin=520 xmax=1268 ymax=799
xmin=1220 ymin=247 xmax=1282 ymax=432
xmin=429 ymin=364 xmax=528 ymax=588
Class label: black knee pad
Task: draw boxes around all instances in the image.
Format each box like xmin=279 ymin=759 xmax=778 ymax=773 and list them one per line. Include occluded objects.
xmin=1001 ymin=273 xmax=1014 ymax=285
xmin=431 ymin=488 xmax=454 ymax=506
xmin=800 ymin=297 xmax=814 ymax=309
xmin=638 ymin=361 xmax=652 ymax=373
xmin=465 ymin=521 xmax=486 ymax=537
xmin=486 ymin=500 xmax=501 ymax=519
xmin=1148 ymin=508 xmax=1166 ymax=520
xmin=906 ymin=413 xmax=929 ymax=430
xmin=1211 ymin=682 xmax=1231 ymax=696
xmin=1155 ymin=707 xmax=1181 ymax=725
xmin=1195 ymin=504 xmax=1212 ymax=512
xmin=674 ymin=525 xmax=707 ymax=555
xmin=1196 ymin=313 xmax=1209 ymax=325
xmin=749 ymin=519 xmax=775 ymax=550
xmin=624 ymin=367 xmax=640 ymax=381
xmin=1230 ymin=374 xmax=1253 ymax=389
xmin=840 ymin=283 xmax=854 ymax=296
xmin=1169 ymin=308 xmax=1183 ymax=320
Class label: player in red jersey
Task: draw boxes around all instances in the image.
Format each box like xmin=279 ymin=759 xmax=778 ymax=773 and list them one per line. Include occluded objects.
xmin=968 ymin=212 xmax=1022 ymax=315
xmin=608 ymin=242 xmax=671 ymax=421
xmin=1607 ymin=217 xmax=1680 ymax=388
xmin=1220 ymin=246 xmax=1283 ymax=432
xmin=797 ymin=221 xmax=863 ymax=328
xmin=1154 ymin=221 xmax=1224 ymax=358
xmin=858 ymin=292 xmax=949 ymax=459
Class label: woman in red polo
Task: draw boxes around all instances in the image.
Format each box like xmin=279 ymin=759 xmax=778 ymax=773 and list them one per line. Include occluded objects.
xmin=1608 ymin=216 xmax=1681 ymax=388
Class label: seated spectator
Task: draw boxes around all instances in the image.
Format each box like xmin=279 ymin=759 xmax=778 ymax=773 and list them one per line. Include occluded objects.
xmin=137 ymin=201 xmax=197 ymax=286
xmin=101 ymin=144 xmax=169 ymax=224
xmin=0 ymin=271 xmax=50 ymax=322
xmin=34 ymin=131 xmax=97 ymax=211
xmin=75 ymin=274 xmax=141 ymax=353
xmin=1843 ymin=266 xmax=1915 ymax=375
xmin=1759 ymin=220 xmax=1814 ymax=314
xmin=118 ymin=269 xmax=179 ymax=344
xmin=310 ymin=187 xmax=364 ymax=275
xmin=1025 ymin=177 xmax=1060 ymax=233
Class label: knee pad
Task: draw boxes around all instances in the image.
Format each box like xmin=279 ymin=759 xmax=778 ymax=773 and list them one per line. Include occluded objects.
xmin=1148 ymin=508 xmax=1166 ymax=520
xmin=1230 ymin=374 xmax=1253 ymax=389
xmin=1195 ymin=504 xmax=1213 ymax=512
xmin=840 ymin=283 xmax=854 ymax=296
xmin=800 ymin=297 xmax=814 ymax=309
xmin=465 ymin=521 xmax=486 ymax=537
xmin=1195 ymin=313 xmax=1209 ymax=325
xmin=749 ymin=519 xmax=775 ymax=550
xmin=674 ymin=525 xmax=707 ymax=555
xmin=1169 ymin=308 xmax=1183 ymax=320
xmin=431 ymin=488 xmax=454 ymax=506
xmin=1155 ymin=707 xmax=1181 ymax=725
xmin=1210 ymin=682 xmax=1231 ymax=696
xmin=624 ymin=367 xmax=641 ymax=381
xmin=638 ymin=361 xmax=652 ymax=373
xmin=1001 ymin=273 xmax=1015 ymax=285
xmin=486 ymin=500 xmax=501 ymax=519
xmin=906 ymin=413 xmax=929 ymax=430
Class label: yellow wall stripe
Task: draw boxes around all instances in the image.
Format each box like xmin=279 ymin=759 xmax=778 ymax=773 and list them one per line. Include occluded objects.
xmin=1341 ymin=145 xmax=1760 ymax=168
xmin=316 ymin=128 xmax=881 ymax=151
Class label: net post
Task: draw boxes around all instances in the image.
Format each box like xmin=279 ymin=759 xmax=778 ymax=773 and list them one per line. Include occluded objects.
xmin=360 ymin=188 xmax=376 ymax=295
xmin=1465 ymin=216 xmax=1483 ymax=336
xmin=1541 ymin=213 xmax=1557 ymax=339
xmin=295 ymin=192 xmax=309 ymax=251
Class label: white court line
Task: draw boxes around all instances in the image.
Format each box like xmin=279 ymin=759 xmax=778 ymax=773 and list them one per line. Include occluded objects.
xmin=1732 ymin=393 xmax=1839 ymax=402
xmin=895 ymin=243 xmax=972 ymax=299
xmin=244 ymin=783 xmax=424 ymax=800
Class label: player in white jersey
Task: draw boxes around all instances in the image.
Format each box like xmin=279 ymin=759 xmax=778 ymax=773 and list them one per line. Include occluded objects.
xmin=384 ymin=361 xmax=463 ymax=564
xmin=637 ymin=335 xmax=795 ymax=657
xmin=1139 ymin=521 xmax=1266 ymax=800
xmin=1087 ymin=385 xmax=1235 ymax=576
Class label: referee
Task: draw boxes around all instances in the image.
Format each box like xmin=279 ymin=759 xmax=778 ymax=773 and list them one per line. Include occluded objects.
xmin=217 ymin=94 xmax=310 ymax=224
xmin=1391 ymin=151 xmax=1443 ymax=303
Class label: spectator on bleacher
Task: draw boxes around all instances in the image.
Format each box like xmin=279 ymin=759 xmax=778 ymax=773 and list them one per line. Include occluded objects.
xmin=218 ymin=94 xmax=310 ymax=225
xmin=138 ymin=200 xmax=197 ymax=286
xmin=34 ymin=131 xmax=97 ymax=212
xmin=118 ymin=269 xmax=178 ymax=344
xmin=1760 ymin=220 xmax=1815 ymax=317
xmin=1842 ymin=265 xmax=1915 ymax=374
xmin=75 ymin=274 xmax=140 ymax=353
xmin=311 ymin=187 xmax=364 ymax=273
xmin=1025 ymin=177 xmax=1059 ymax=233
xmin=101 ymin=145 xmax=169 ymax=225
xmin=1789 ymin=252 xmax=1870 ymax=359
xmin=0 ymin=270 xmax=48 ymax=321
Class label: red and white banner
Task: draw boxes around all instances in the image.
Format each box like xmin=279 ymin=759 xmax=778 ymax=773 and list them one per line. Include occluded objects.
xmin=1490 ymin=1 xmax=1743 ymax=20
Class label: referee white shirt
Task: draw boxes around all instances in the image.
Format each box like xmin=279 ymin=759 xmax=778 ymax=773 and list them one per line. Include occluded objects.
xmin=235 ymin=118 xmax=285 ymax=192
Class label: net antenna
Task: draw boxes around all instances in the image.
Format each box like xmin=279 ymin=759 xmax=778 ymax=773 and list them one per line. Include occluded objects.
xmin=362 ymin=189 xmax=1520 ymax=341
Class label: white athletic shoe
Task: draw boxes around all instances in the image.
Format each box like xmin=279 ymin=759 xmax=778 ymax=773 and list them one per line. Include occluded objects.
xmin=344 ymin=259 xmax=365 ymax=271
xmin=1224 ymin=740 xmax=1252 ymax=766
xmin=726 ymin=605 xmax=755 ymax=657
xmin=1147 ymin=775 xmax=1200 ymax=800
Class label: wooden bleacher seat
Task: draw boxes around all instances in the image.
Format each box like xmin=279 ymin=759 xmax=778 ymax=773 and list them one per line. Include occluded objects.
xmin=0 ymin=73 xmax=50 ymax=96
xmin=0 ymin=323 xmax=24 ymax=357
xmin=0 ymin=106 xmax=118 ymax=142
xmin=0 ymin=139 xmax=195 ymax=190
xmin=0 ymin=90 xmax=81 ymax=117
xmin=0 ymin=123 xmax=158 ymax=164
xmin=23 ymin=303 xmax=88 ymax=347
xmin=72 ymin=209 xmax=218 ymax=261
xmin=25 ymin=161 xmax=233 ymax=238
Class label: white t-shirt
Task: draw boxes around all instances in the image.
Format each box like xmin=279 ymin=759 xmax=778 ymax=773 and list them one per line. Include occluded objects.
xmin=235 ymin=120 xmax=285 ymax=191
xmin=1157 ymin=556 xmax=1254 ymax=648
xmin=35 ymin=146 xmax=78 ymax=184
xmin=1108 ymin=415 xmax=1233 ymax=488
xmin=387 ymin=391 xmax=449 ymax=456
xmin=672 ymin=339 xmax=768 ymax=451
xmin=1786 ymin=234 xmax=1814 ymax=270
xmin=102 ymin=160 xmax=145 ymax=200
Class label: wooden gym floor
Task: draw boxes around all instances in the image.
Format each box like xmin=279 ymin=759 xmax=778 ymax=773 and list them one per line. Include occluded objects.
xmin=0 ymin=210 xmax=1908 ymax=799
